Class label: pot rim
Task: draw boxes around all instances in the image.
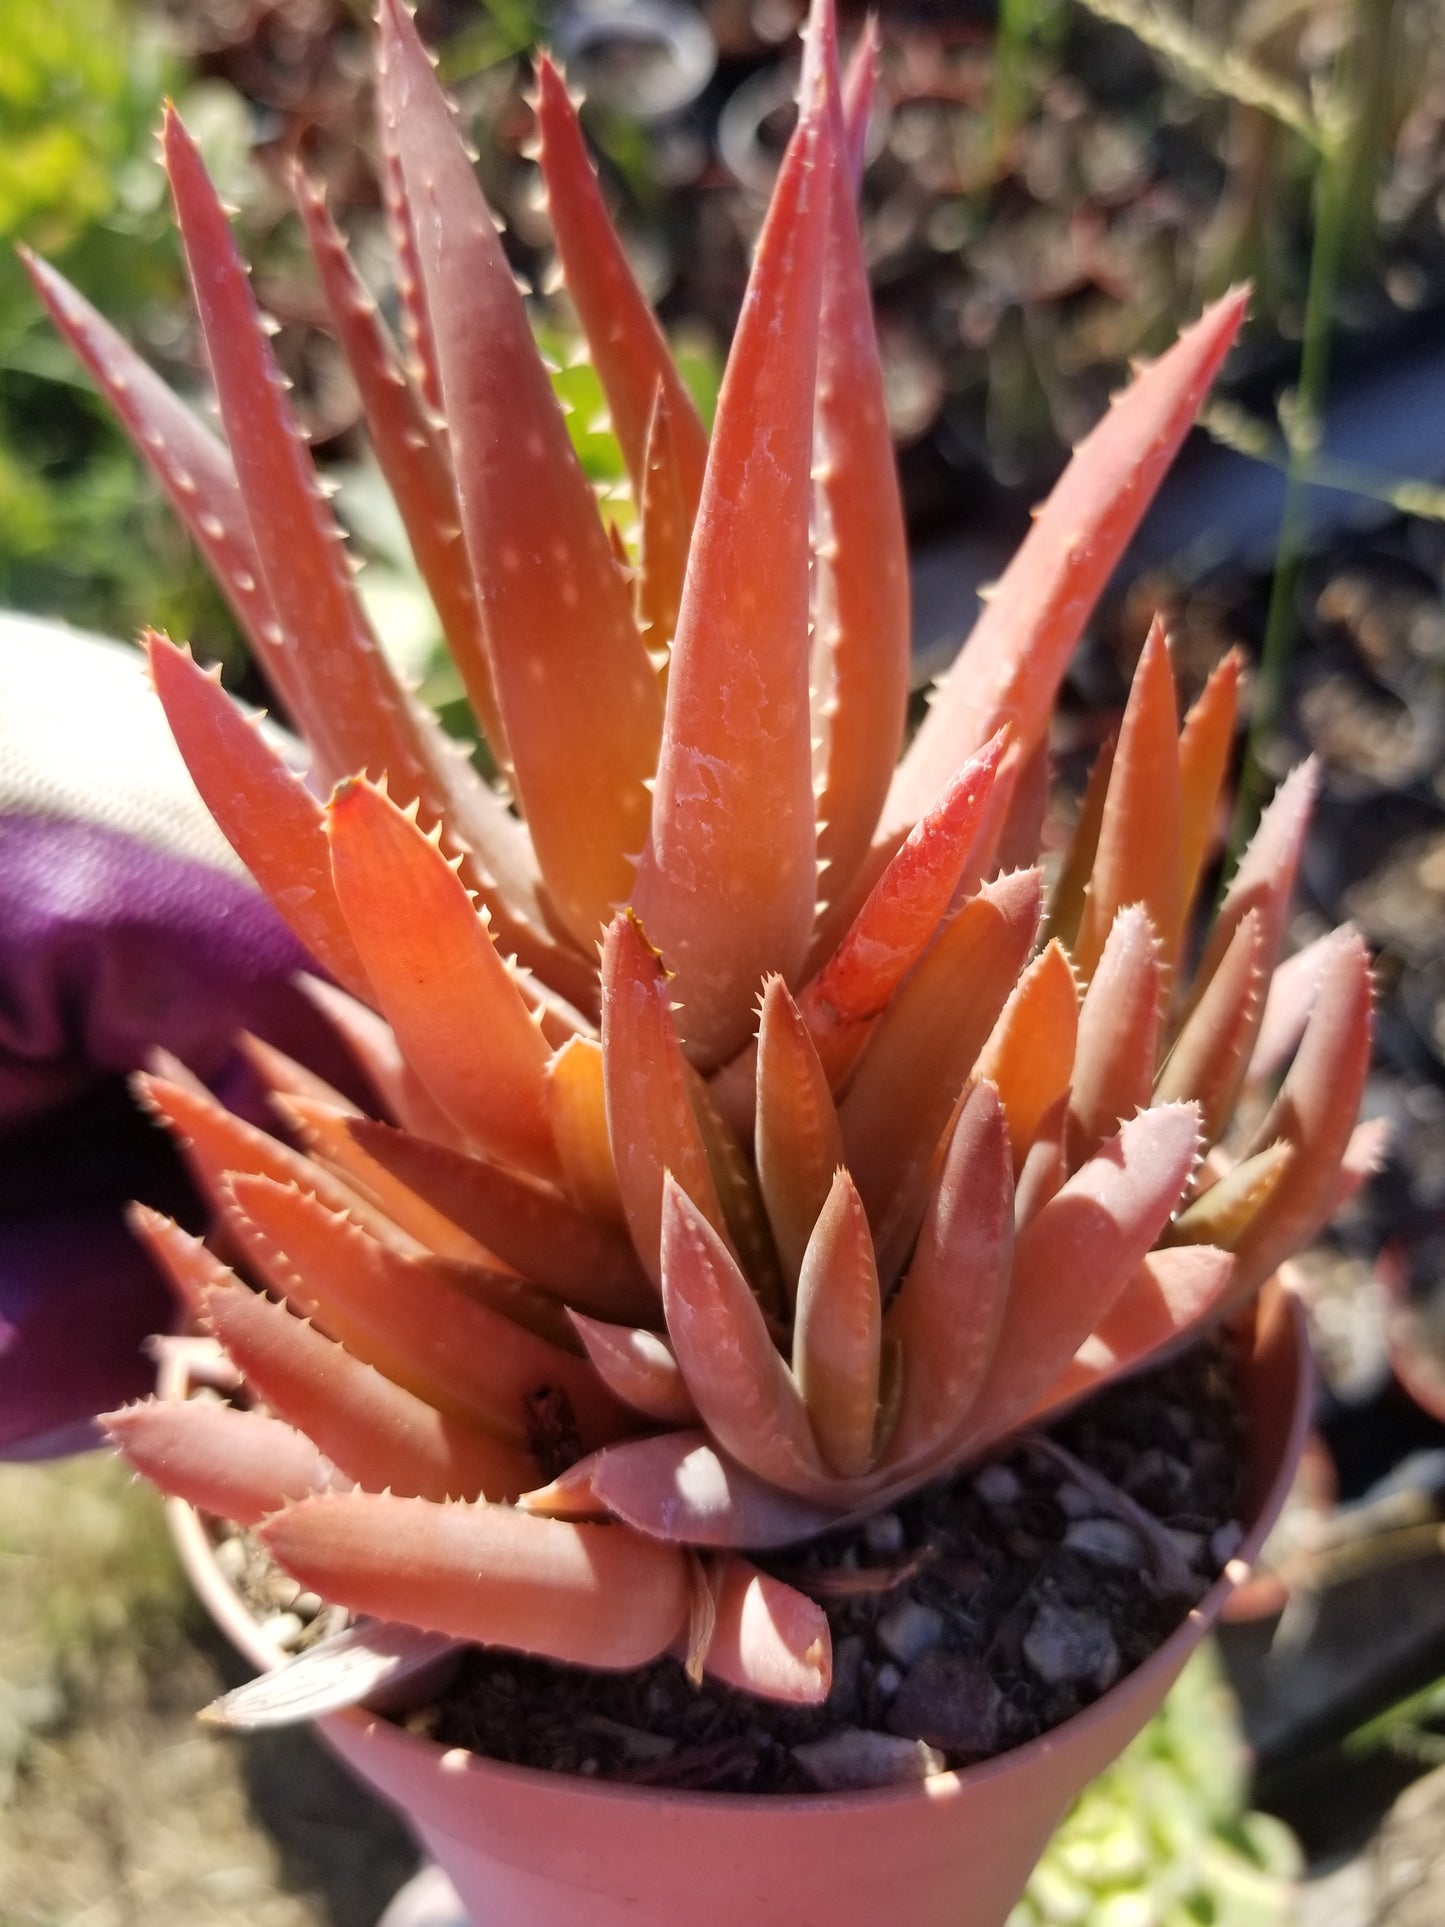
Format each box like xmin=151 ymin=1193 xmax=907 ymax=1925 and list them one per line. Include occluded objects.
xmin=160 ymin=1284 xmax=1312 ymax=1815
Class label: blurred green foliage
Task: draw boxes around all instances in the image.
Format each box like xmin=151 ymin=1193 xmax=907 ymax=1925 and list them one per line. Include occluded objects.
xmin=1014 ymin=1646 xmax=1302 ymax=1927
xmin=0 ymin=0 xmax=243 ymax=654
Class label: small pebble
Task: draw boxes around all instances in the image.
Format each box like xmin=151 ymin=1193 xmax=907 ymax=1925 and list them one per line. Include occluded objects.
xmin=973 ymin=1463 xmax=1021 ymax=1508
xmin=1210 ymin=1520 xmax=1245 ymax=1566
xmin=1055 ymin=1482 xmax=1100 ymax=1520
xmin=1164 ymin=1528 xmax=1206 ymax=1569
xmin=257 ymin=1611 xmax=305 ymax=1652
xmin=876 ymin=1599 xmax=944 ymax=1667
xmin=826 ymin=1634 xmax=865 ymax=1720
xmin=874 ymin=1663 xmax=902 ymax=1699
xmin=214 ymin=1535 xmax=246 ymax=1581
xmin=263 ymin=1571 xmax=302 ymax=1610
xmin=886 ymin=1650 xmax=1003 ymax=1757
xmin=1063 ymin=1518 xmax=1145 ymax=1569
xmin=863 ymin=1512 xmax=906 ymax=1558
xmin=793 ymin=1728 xmax=946 ymax=1791
xmin=293 ymin=1591 xmax=324 ymax=1620
xmin=1023 ymin=1601 xmax=1120 ymax=1691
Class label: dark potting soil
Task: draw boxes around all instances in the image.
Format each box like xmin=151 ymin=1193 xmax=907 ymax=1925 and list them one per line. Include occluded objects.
xmin=412 ymin=1334 xmax=1246 ymax=1795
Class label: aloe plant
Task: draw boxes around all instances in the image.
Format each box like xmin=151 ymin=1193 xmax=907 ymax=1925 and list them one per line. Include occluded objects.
xmin=29 ymin=0 xmax=1376 ymax=1715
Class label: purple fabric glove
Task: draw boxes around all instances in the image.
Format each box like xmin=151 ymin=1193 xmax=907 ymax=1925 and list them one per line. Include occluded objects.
xmin=0 ymin=615 xmax=354 ymax=1456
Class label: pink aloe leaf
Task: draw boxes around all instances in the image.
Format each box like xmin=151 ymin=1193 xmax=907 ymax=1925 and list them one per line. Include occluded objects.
xmin=1246 ymin=929 xmax=1345 ymax=1087
xmin=957 ymin=1102 xmax=1204 ymax=1450
xmin=1154 ymin=908 xmax=1265 ymax=1145
xmin=379 ymin=0 xmax=662 ymax=949
xmin=290 ymin=162 xmax=509 ymax=764
xmin=103 ymin=1397 xmax=338 ymax=1526
xmin=883 ymin=1081 xmax=1014 ymax=1467
xmin=1073 ymin=618 xmax=1183 ymax=978
xmin=1189 ymin=758 xmax=1319 ymax=1015
xmin=203 ymin=1621 xmax=462 ymax=1730
xmin=325 ymin=777 xmax=558 ymax=1181
xmin=1067 ymin=905 xmax=1164 ymax=1166
xmin=792 ymin=1169 xmax=883 ymax=1478
xmin=1026 ymin=1244 xmax=1238 ymax=1420
xmin=840 ymin=17 xmax=880 ymax=191
xmin=807 ymin=0 xmax=911 ymax=913
xmin=126 ymin=1203 xmax=234 ymax=1317
xmin=260 ymin=1494 xmax=692 ymax=1671
xmin=701 ymin=1557 xmax=831 ymax=1705
xmin=569 ymin=1314 xmax=698 ymax=1424
xmin=977 ymin=939 xmax=1080 ymax=1175
xmin=198 ymin=1275 xmax=537 ymax=1502
xmin=21 ymin=250 xmax=304 ymax=720
xmin=755 ymin=974 xmax=848 ymax=1302
xmin=1328 ymin=1117 xmax=1391 ymax=1216
xmin=145 ymin=634 xmax=373 ymax=1004
xmin=888 ymin=291 xmax=1248 ymax=833
xmin=630 ymin=95 xmax=834 ymax=1068
xmin=599 ymin=913 xmax=731 ymax=1288
xmin=685 ymin=1066 xmax=786 ymax=1318
xmin=534 ymin=53 xmax=708 ymax=514
xmin=341 ymin=1114 xmax=658 ymax=1326
xmin=239 ymin=1033 xmax=361 ymax=1118
xmin=661 ymin=1177 xmax=829 ymax=1497
xmin=1014 ymin=1093 xmax=1070 ymax=1226
xmin=583 ymin=1432 xmax=842 ymax=1548
xmin=1227 ymin=931 xmax=1374 ymax=1301
xmin=1176 ymin=648 xmax=1242 ymax=928
xmin=1165 ymin=1141 xmax=1293 ymax=1248
xmin=838 ymin=868 xmax=1042 ymax=1254
xmin=222 ymin=1172 xmax=628 ymax=1450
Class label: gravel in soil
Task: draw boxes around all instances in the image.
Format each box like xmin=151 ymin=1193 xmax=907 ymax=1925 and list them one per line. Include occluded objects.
xmin=419 ymin=1335 xmax=1244 ymax=1794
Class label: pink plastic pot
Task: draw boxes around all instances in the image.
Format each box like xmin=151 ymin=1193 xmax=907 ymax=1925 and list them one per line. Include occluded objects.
xmin=163 ymin=1288 xmax=1311 ymax=1927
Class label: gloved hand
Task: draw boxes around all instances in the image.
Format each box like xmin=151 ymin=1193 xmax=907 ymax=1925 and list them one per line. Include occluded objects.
xmin=0 ymin=614 xmax=349 ymax=1455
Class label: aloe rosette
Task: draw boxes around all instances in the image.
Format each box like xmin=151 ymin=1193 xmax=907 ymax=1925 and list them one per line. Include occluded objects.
xmin=30 ymin=0 xmax=1376 ymax=1712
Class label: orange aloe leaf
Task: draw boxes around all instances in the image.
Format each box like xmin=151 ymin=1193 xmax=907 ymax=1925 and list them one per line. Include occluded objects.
xmin=534 ymin=54 xmax=709 ymax=514
xmin=1190 ymin=758 xmax=1318 ymax=1012
xmin=1027 ymin=1245 xmax=1237 ymax=1420
xmin=260 ymin=1495 xmax=691 ymax=1671
xmin=341 ymin=1115 xmax=658 ymax=1326
xmin=325 ymin=777 xmax=558 ymax=1180
xmin=808 ymin=0 xmax=911 ymax=913
xmin=104 ymin=1398 xmax=337 ymax=1526
xmin=755 ymin=975 xmax=848 ymax=1302
xmin=599 ymin=913 xmax=730 ymax=1288
xmin=1066 ymin=905 xmax=1164 ymax=1165
xmin=583 ymin=1434 xmax=841 ymax=1547
xmin=661 ymin=1177 xmax=829 ymax=1498
xmin=838 ymin=868 xmax=1042 ymax=1247
xmin=701 ymin=1558 xmax=831 ymax=1705
xmin=126 ymin=1203 xmax=232 ymax=1319
xmin=884 ymin=1082 xmax=1014 ymax=1467
xmin=630 ymin=98 xmax=834 ymax=1068
xmin=958 ymin=1103 xmax=1203 ymax=1450
xmin=686 ymin=1067 xmax=785 ymax=1317
xmin=290 ymin=163 xmax=508 ymax=765
xmin=545 ymin=1037 xmax=626 ymax=1226
xmin=21 ymin=251 xmax=304 ymax=721
xmin=134 ymin=1057 xmax=410 ymax=1248
xmin=792 ymin=1169 xmax=882 ymax=1478
xmin=1073 ymin=618 xmax=1183 ymax=978
xmin=887 ymin=290 xmax=1247 ymax=832
xmin=145 ymin=635 xmax=373 ymax=1005
xmin=273 ymin=1096 xmax=500 ymax=1268
xmin=1164 ymin=1141 xmax=1292 ymax=1248
xmin=569 ymin=1314 xmax=698 ymax=1425
xmin=1176 ymin=648 xmax=1241 ymax=928
xmin=1227 ymin=931 xmax=1374 ymax=1301
xmin=977 ymin=939 xmax=1080 ymax=1174
xmin=221 ymin=1172 xmax=627 ymax=1449
xmin=239 ymin=1033 xmax=361 ymax=1118
xmin=379 ymin=0 xmax=661 ymax=949
xmin=198 ymin=1276 xmax=536 ymax=1502
xmin=1154 ymin=908 xmax=1264 ymax=1144
xmin=806 ymin=728 xmax=1012 ymax=1090
xmin=636 ymin=386 xmax=690 ymax=669
xmin=1014 ymin=1094 xmax=1069 ymax=1227
xmin=1044 ymin=732 xmax=1116 ymax=953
